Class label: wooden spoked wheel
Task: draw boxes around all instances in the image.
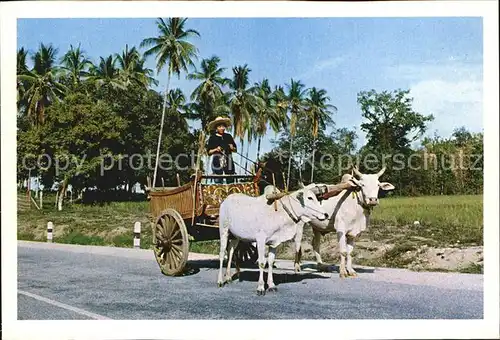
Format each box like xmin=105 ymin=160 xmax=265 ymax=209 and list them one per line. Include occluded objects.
xmin=153 ymin=209 xmax=189 ymax=276
xmin=234 ymin=242 xmax=258 ymax=267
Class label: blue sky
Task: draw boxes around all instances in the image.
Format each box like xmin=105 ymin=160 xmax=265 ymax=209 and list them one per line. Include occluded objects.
xmin=18 ymin=17 xmax=483 ymax=169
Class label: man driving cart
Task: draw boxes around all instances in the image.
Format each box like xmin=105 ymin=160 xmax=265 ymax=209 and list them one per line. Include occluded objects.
xmin=206 ymin=116 xmax=237 ymax=184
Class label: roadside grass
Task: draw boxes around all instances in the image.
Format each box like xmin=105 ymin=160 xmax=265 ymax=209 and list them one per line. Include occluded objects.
xmin=369 ymin=195 xmax=483 ymax=247
xmin=17 ymin=195 xmax=154 ymax=250
xmin=458 ymin=262 xmax=483 ymax=274
xmin=189 ymin=241 xmax=220 ymax=255
xmin=17 ymin=194 xmax=483 ymax=271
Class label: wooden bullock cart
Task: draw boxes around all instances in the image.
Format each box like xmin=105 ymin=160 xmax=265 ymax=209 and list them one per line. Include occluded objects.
xmin=148 ymin=171 xmax=262 ymax=276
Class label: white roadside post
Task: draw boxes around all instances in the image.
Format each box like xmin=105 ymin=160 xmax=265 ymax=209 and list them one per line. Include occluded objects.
xmin=47 ymin=222 xmax=54 ymax=243
xmin=134 ymin=222 xmax=141 ymax=249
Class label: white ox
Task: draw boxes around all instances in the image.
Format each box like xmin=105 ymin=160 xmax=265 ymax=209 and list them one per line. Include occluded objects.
xmin=295 ymin=167 xmax=395 ymax=278
xmin=218 ymin=185 xmax=329 ymax=295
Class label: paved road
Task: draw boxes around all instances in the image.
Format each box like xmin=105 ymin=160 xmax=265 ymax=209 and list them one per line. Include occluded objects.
xmin=18 ymin=241 xmax=483 ymax=320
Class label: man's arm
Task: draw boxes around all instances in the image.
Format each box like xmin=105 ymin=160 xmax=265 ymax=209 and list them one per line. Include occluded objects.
xmin=228 ymin=135 xmax=237 ymax=152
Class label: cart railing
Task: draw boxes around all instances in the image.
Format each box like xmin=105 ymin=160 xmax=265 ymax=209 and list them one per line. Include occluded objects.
xmin=149 ymin=182 xmax=196 ymax=220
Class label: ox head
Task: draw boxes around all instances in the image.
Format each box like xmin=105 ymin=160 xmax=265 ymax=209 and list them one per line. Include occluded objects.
xmin=351 ymin=166 xmax=395 ymax=206
xmin=291 ymin=187 xmax=329 ymax=223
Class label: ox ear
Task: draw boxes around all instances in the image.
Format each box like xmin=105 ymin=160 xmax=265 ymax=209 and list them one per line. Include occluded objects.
xmin=296 ymin=192 xmax=304 ymax=206
xmin=379 ymin=182 xmax=395 ymax=191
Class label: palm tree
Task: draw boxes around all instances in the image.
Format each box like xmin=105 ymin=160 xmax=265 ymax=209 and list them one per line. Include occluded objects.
xmin=166 ymin=88 xmax=189 ymax=130
xmin=17 ymin=48 xmax=29 ymax=112
xmin=88 ymin=55 xmax=125 ymax=89
xmin=186 ymin=92 xmax=231 ymax=129
xmin=306 ymin=87 xmax=336 ymax=182
xmin=140 ymin=17 xmax=200 ymax=187
xmin=17 ymin=47 xmax=29 ymax=75
xmin=229 ymin=65 xmax=263 ymax=173
xmin=244 ymin=112 xmax=256 ymax=172
xmin=115 ymin=44 xmax=158 ymax=88
xmin=60 ymin=44 xmax=92 ymax=87
xmin=270 ymin=85 xmax=289 ymax=134
xmin=285 ymin=79 xmax=307 ymax=189
xmin=187 ymin=55 xmax=230 ymax=125
xmin=254 ymin=78 xmax=276 ymax=161
xmin=17 ymin=43 xmax=67 ymax=125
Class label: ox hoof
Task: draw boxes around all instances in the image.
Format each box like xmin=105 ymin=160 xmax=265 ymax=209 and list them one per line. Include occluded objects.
xmin=339 ymin=272 xmax=348 ymax=279
xmin=347 ymin=271 xmax=358 ymax=278
xmin=256 ymin=288 xmax=266 ymax=296
xmin=294 ymin=265 xmax=301 ymax=273
xmin=225 ymin=276 xmax=233 ymax=283
xmin=267 ymin=286 xmax=278 ymax=293
xmin=217 ymin=281 xmax=224 ymax=288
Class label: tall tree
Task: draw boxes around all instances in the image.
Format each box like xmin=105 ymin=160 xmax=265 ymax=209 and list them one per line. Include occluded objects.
xmin=17 ymin=47 xmax=29 ymax=112
xmin=254 ymin=78 xmax=277 ymax=161
xmin=358 ymin=89 xmax=434 ymax=154
xmin=166 ymin=88 xmax=189 ymax=131
xmin=269 ymin=85 xmax=289 ymax=134
xmin=115 ymin=44 xmax=158 ymax=89
xmin=60 ymin=44 xmax=92 ymax=88
xmin=229 ymin=65 xmax=264 ymax=173
xmin=41 ymin=92 xmax=128 ymax=210
xmin=88 ymin=55 xmax=125 ymax=89
xmin=305 ymin=87 xmax=336 ymax=182
xmin=285 ymin=79 xmax=307 ymax=189
xmin=357 ymin=89 xmax=434 ymax=192
xmin=140 ymin=17 xmax=200 ymax=187
xmin=17 ymin=43 xmax=67 ymax=126
xmin=188 ymin=55 xmax=230 ymax=124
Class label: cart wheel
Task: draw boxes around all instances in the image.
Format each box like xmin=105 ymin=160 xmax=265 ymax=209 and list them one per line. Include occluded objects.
xmin=153 ymin=209 xmax=189 ymax=276
xmin=234 ymin=242 xmax=258 ymax=267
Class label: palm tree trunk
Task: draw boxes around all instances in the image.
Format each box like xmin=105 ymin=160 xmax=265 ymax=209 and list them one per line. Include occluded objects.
xmin=286 ymin=132 xmax=294 ymax=191
xmin=244 ymin=138 xmax=250 ymax=172
xmin=239 ymin=138 xmax=245 ymax=175
xmin=298 ymin=152 xmax=303 ymax=182
xmin=152 ymin=72 xmax=171 ymax=188
xmin=310 ymin=136 xmax=317 ymax=183
xmin=256 ymin=136 xmax=262 ymax=161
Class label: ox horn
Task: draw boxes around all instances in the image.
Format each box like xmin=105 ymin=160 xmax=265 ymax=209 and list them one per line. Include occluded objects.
xmin=298 ymin=181 xmax=305 ymax=189
xmin=377 ymin=167 xmax=386 ymax=178
xmin=353 ymin=166 xmax=363 ymax=178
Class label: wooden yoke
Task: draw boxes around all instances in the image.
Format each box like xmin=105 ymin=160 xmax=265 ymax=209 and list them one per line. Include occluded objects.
xmin=322 ymin=181 xmax=357 ymax=200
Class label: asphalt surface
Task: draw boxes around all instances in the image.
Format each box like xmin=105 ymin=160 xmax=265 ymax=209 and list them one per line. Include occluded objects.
xmin=17 ymin=241 xmax=483 ymax=320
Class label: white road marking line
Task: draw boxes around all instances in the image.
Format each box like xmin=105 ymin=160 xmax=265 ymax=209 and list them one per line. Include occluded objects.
xmin=18 ymin=290 xmax=112 ymax=320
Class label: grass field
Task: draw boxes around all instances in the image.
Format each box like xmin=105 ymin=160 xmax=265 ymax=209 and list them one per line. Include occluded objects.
xmin=370 ymin=195 xmax=483 ymax=246
xmin=17 ymin=194 xmax=483 ymax=272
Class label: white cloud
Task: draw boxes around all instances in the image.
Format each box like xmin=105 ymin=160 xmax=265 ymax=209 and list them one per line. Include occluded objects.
xmin=313 ymin=56 xmax=345 ymax=73
xmin=387 ymin=58 xmax=483 ymax=140
xmin=412 ymin=79 xmax=483 ymax=138
xmin=299 ymin=56 xmax=345 ymax=79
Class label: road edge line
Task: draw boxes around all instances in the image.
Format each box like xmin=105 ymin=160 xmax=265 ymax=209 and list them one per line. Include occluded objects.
xmin=18 ymin=289 xmax=112 ymax=320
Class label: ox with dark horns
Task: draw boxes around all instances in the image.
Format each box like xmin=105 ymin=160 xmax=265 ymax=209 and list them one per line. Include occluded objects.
xmin=295 ymin=166 xmax=395 ymax=277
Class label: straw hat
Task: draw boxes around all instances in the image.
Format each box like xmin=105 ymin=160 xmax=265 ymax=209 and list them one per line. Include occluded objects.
xmin=207 ymin=116 xmax=232 ymax=131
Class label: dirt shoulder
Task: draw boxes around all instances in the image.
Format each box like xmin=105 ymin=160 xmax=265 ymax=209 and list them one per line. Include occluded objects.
xmin=278 ymin=224 xmax=483 ymax=274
